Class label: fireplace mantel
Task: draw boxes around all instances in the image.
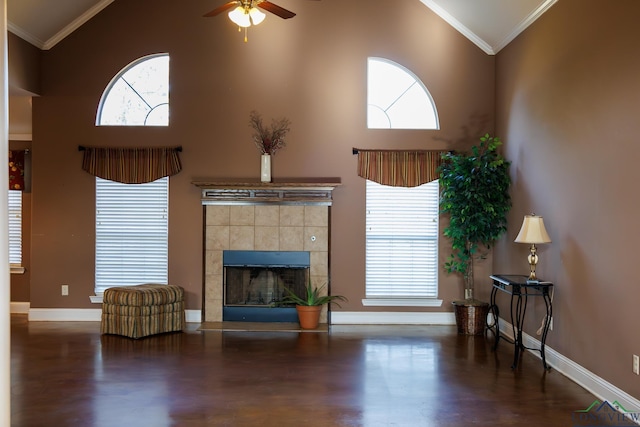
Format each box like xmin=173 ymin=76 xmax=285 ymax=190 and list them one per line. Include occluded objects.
xmin=192 ymin=178 xmax=341 ymax=205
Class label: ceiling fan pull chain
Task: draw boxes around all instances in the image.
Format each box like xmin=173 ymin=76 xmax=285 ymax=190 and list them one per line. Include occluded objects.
xmin=244 ymin=27 xmax=248 ymax=43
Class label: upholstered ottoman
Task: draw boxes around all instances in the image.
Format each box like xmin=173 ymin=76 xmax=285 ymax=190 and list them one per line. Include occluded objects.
xmin=101 ymin=284 xmax=185 ymax=339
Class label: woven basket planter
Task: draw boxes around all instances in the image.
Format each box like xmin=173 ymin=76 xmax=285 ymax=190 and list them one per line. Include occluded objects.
xmin=453 ymin=300 xmax=489 ymax=336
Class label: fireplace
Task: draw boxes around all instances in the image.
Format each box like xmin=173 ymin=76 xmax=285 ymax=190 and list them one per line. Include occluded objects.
xmin=223 ymin=251 xmax=310 ymax=322
xmin=193 ymin=179 xmax=340 ymax=324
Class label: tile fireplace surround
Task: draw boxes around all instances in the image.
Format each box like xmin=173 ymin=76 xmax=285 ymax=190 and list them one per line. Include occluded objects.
xmin=193 ymin=179 xmax=341 ymax=324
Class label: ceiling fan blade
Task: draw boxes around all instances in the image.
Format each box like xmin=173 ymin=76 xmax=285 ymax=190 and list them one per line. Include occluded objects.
xmin=203 ymin=1 xmax=239 ymax=17
xmin=257 ymin=1 xmax=296 ymax=19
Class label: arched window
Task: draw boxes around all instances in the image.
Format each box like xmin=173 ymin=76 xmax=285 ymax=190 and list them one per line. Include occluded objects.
xmin=367 ymin=57 xmax=439 ymax=129
xmin=96 ymin=53 xmax=169 ymax=126
xmin=92 ymin=54 xmax=171 ymax=299
xmin=363 ymin=58 xmax=441 ymax=306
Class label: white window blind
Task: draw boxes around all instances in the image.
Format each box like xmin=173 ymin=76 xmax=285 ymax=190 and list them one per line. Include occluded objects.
xmin=365 ymin=179 xmax=439 ymax=298
xmin=8 ymin=190 xmax=22 ymax=266
xmin=95 ymin=177 xmax=168 ymax=294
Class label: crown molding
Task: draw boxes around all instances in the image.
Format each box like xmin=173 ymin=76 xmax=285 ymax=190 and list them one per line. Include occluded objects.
xmin=420 ymin=0 xmax=558 ymax=55
xmin=8 ymin=0 xmax=115 ymax=50
xmin=7 ymin=21 xmax=44 ymax=49
xmin=420 ymin=0 xmax=495 ymax=55
xmin=42 ymin=0 xmax=115 ymax=50
xmin=493 ymin=0 xmax=558 ymax=53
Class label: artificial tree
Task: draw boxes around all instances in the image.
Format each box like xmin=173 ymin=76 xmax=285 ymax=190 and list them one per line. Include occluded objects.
xmin=439 ymin=134 xmax=511 ymax=332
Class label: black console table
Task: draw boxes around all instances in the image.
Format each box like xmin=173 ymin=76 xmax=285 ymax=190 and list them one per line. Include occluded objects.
xmin=488 ymin=274 xmax=553 ymax=370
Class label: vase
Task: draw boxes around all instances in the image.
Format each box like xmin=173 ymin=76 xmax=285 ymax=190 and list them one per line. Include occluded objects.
xmin=260 ymin=154 xmax=271 ymax=182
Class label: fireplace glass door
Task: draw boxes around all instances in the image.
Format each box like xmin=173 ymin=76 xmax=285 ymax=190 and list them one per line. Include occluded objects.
xmin=222 ymin=251 xmax=310 ymax=322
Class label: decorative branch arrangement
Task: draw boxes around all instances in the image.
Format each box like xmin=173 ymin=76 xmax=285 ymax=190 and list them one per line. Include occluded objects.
xmin=249 ymin=110 xmax=291 ymax=156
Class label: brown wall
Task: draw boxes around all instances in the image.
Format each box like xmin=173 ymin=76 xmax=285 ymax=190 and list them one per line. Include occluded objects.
xmin=29 ymin=0 xmax=495 ymax=311
xmin=8 ymin=31 xmax=38 ymax=302
xmin=8 ymin=32 xmax=40 ymax=95
xmin=495 ymin=0 xmax=640 ymax=399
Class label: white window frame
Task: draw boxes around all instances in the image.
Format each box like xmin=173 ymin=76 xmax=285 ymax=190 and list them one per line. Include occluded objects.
xmin=367 ymin=57 xmax=439 ymax=130
xmin=9 ymin=190 xmax=24 ymax=274
xmin=363 ymin=180 xmax=441 ymax=307
xmin=96 ymin=53 xmax=169 ymax=126
xmin=94 ymin=177 xmax=169 ymax=296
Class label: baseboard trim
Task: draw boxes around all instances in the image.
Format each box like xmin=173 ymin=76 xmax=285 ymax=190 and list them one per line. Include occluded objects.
xmin=21 ymin=309 xmax=450 ymax=325
xmin=26 ymin=308 xmax=203 ymax=323
xmin=28 ymin=308 xmax=103 ymax=321
xmin=10 ymin=302 xmax=30 ymax=314
xmin=331 ymin=311 xmax=456 ymax=325
xmin=185 ymin=310 xmax=202 ymax=323
xmin=498 ymin=318 xmax=640 ymax=420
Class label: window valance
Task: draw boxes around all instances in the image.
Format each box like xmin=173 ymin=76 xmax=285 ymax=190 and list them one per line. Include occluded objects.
xmin=9 ymin=150 xmax=26 ymax=191
xmin=354 ymin=148 xmax=446 ymax=187
xmin=80 ymin=146 xmax=182 ymax=184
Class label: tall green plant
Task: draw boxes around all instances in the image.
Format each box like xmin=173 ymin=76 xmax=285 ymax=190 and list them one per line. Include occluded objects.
xmin=439 ymin=134 xmax=512 ymax=301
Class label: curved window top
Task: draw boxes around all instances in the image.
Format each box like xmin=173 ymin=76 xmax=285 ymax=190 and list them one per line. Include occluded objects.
xmin=97 ymin=53 xmax=169 ymax=126
xmin=367 ymin=57 xmax=439 ymax=130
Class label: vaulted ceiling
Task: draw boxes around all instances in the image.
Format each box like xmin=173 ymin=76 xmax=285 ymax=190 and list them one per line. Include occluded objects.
xmin=8 ymin=0 xmax=557 ymax=54
xmin=6 ymin=0 xmax=559 ymax=136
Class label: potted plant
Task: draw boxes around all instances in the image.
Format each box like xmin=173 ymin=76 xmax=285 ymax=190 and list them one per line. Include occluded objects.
xmin=439 ymin=134 xmax=511 ymax=335
xmin=282 ymin=281 xmax=347 ymax=330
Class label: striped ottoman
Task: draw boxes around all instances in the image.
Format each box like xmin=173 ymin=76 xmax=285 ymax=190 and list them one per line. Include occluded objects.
xmin=101 ymin=284 xmax=185 ymax=339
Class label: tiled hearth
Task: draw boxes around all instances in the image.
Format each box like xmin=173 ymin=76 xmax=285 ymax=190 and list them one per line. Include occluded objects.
xmin=193 ymin=180 xmax=340 ymax=324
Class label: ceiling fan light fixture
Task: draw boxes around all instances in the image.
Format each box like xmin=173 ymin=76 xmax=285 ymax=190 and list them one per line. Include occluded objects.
xmin=249 ymin=7 xmax=266 ymax=25
xmin=228 ymin=6 xmax=251 ymax=27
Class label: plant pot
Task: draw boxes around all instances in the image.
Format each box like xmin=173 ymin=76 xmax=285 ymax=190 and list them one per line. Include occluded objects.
xmin=296 ymin=305 xmax=322 ymax=330
xmin=453 ymin=300 xmax=489 ymax=335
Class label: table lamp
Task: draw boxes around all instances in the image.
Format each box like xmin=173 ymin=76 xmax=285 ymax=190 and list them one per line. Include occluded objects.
xmin=514 ymin=214 xmax=552 ymax=281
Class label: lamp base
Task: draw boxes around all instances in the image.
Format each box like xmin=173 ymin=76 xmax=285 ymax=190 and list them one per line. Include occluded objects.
xmin=527 ymin=244 xmax=539 ymax=281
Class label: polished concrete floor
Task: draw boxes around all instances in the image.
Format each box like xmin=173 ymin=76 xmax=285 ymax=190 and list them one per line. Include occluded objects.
xmin=10 ymin=315 xmax=614 ymax=426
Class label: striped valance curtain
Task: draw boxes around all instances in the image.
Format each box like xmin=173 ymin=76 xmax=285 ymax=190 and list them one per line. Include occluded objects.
xmin=81 ymin=146 xmax=182 ymax=184
xmin=355 ymin=149 xmax=446 ymax=187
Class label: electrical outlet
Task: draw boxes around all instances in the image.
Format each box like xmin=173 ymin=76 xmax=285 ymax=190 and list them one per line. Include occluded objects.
xmin=61 ymin=285 xmax=69 ymax=296
xmin=633 ymin=355 xmax=639 ymax=375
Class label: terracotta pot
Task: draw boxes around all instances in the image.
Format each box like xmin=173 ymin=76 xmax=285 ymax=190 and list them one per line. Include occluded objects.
xmin=296 ymin=305 xmax=322 ymax=329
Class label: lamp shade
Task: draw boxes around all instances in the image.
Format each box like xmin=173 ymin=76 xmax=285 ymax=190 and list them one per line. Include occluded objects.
xmin=514 ymin=214 xmax=552 ymax=244
xmin=229 ymin=6 xmax=251 ymax=27
xmin=249 ymin=7 xmax=266 ymax=25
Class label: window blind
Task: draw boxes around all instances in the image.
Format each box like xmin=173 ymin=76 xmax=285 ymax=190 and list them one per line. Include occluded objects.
xmin=365 ymin=179 xmax=439 ymax=298
xmin=8 ymin=190 xmax=22 ymax=266
xmin=95 ymin=177 xmax=168 ymax=294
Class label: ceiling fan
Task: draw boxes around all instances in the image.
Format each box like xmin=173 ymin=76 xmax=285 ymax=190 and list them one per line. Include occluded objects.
xmin=204 ymin=0 xmax=315 ymax=41
xmin=204 ymin=1 xmax=296 ymax=26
